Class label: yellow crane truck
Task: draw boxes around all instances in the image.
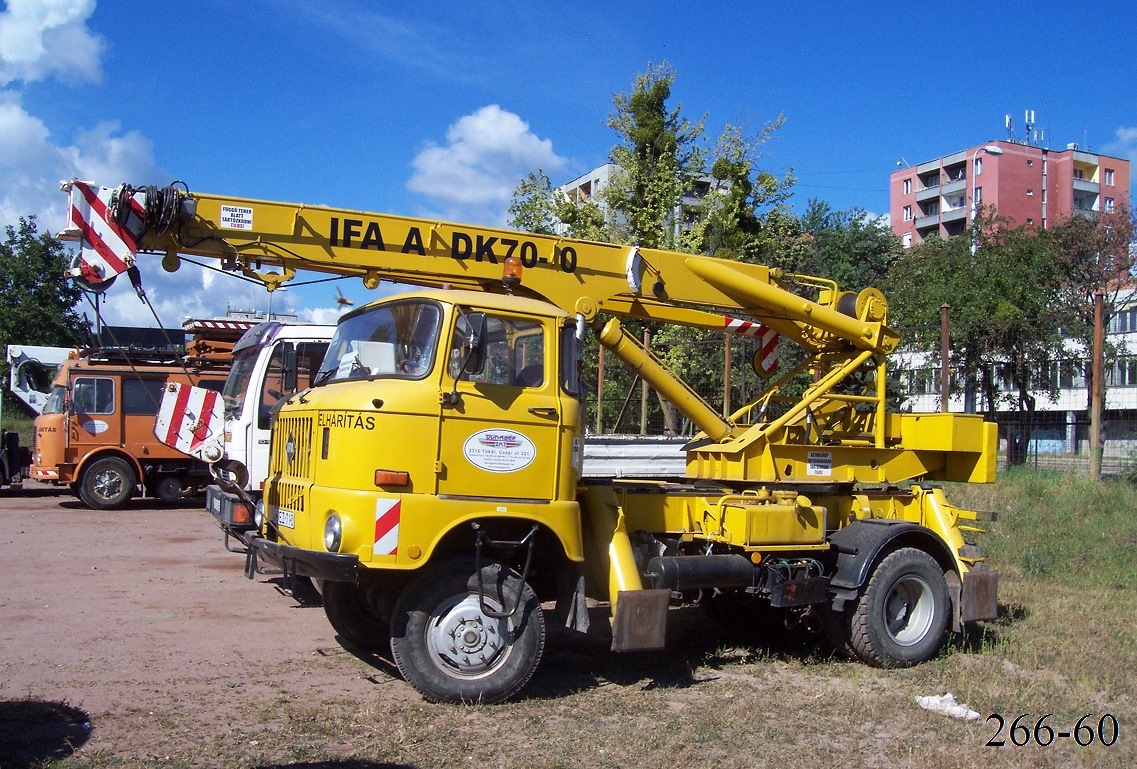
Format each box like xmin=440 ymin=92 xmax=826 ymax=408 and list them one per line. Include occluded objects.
xmin=62 ymin=180 xmax=999 ymax=703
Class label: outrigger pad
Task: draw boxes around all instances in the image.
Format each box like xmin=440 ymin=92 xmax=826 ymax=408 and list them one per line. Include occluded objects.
xmin=962 ymin=569 xmax=999 ymax=622
xmin=611 ymin=588 xmax=670 ymax=652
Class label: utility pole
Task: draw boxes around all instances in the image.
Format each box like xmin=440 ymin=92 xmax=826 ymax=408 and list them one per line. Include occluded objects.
xmin=640 ymin=329 xmax=650 ymax=435
xmin=940 ymin=303 xmax=950 ymax=413
xmin=1089 ymin=291 xmax=1104 ymax=479
xmin=595 ymin=346 xmax=605 ymax=434
xmin=723 ymin=331 xmax=733 ymax=417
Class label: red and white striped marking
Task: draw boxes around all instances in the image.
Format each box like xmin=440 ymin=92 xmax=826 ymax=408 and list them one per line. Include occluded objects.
xmin=183 ymin=319 xmax=258 ymax=332
xmin=725 ymin=317 xmax=779 ymax=376
xmin=65 ymin=181 xmax=145 ymax=286
xmin=153 ymin=382 xmax=224 ymax=460
xmin=374 ymin=498 xmax=401 ymax=556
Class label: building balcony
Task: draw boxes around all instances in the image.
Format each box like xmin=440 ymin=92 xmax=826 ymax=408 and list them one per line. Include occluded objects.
xmin=941 ymin=207 xmax=967 ymax=223
xmin=915 ymin=214 xmax=940 ymax=230
xmin=1073 ymin=178 xmax=1100 ymax=194
xmin=916 ymin=186 xmax=940 ymax=202
xmin=941 ymin=178 xmax=966 ymax=195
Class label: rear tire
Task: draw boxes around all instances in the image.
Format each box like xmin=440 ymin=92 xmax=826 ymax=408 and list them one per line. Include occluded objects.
xmin=849 ymin=548 xmax=950 ymax=667
xmin=155 ymin=476 xmax=183 ymax=503
xmin=78 ymin=456 xmax=136 ymax=510
xmin=390 ymin=558 xmax=544 ymax=704
xmin=323 ymin=580 xmax=390 ymax=652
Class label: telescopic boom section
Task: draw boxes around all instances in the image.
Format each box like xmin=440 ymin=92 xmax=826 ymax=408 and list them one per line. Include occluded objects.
xmin=60 ymin=182 xmax=899 ymax=356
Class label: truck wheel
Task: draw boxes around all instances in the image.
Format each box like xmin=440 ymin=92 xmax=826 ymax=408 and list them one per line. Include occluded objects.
xmin=390 ymin=558 xmax=545 ymax=704
xmin=155 ymin=476 xmax=183 ymax=503
xmin=323 ymin=580 xmax=389 ymax=652
xmin=79 ymin=457 xmax=136 ymax=510
xmin=849 ymin=548 xmax=950 ymax=667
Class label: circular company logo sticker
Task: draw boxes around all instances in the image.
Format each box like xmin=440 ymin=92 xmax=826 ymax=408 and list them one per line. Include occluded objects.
xmin=80 ymin=419 xmax=109 ymax=435
xmin=463 ymin=429 xmax=537 ymax=473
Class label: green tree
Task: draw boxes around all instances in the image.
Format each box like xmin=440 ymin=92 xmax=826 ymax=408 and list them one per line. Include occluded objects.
xmin=800 ymin=200 xmax=902 ymax=291
xmin=888 ymin=213 xmax=1069 ymax=464
xmin=683 ymin=120 xmax=796 ymax=264
xmin=0 ymin=217 xmax=88 ymax=420
xmin=1050 ymin=206 xmax=1136 ymax=362
xmin=602 ymin=61 xmax=706 ymax=249
xmin=506 ymin=170 xmax=560 ymax=235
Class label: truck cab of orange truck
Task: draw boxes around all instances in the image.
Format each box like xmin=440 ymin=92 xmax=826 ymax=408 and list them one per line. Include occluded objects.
xmin=31 ymin=321 xmax=247 ymax=509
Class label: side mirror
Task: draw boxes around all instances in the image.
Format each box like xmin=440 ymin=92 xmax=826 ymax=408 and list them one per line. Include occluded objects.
xmin=463 ymin=312 xmax=488 ymax=375
xmin=282 ymin=346 xmax=298 ymax=393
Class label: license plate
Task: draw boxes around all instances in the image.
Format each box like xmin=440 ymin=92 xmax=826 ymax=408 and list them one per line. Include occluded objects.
xmin=276 ymin=509 xmax=295 ymax=528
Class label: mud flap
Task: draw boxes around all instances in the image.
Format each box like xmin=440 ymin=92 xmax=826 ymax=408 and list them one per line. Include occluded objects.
xmin=961 ymin=569 xmax=999 ymax=622
xmin=610 ymin=588 xmax=670 ymax=652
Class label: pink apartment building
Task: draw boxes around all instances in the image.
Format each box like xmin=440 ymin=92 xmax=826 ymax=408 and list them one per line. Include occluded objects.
xmin=891 ymin=140 xmax=1130 ymax=246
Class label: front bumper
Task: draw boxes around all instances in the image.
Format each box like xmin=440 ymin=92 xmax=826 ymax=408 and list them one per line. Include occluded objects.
xmin=246 ymin=534 xmax=359 ymax=584
xmin=206 ymin=485 xmax=256 ymax=530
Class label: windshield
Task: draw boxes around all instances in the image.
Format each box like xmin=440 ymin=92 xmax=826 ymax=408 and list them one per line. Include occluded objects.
xmin=43 ymin=384 xmax=66 ymax=414
xmin=222 ymin=348 xmax=259 ymax=416
xmin=315 ymin=300 xmax=442 ymax=385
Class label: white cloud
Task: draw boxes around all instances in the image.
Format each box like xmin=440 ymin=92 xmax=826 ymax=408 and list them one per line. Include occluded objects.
xmin=0 ymin=98 xmax=162 ymax=231
xmin=296 ymin=306 xmax=348 ymax=326
xmin=407 ymin=105 xmax=566 ymax=225
xmin=1104 ymin=125 xmax=1137 ymax=163
xmin=90 ymin=261 xmax=277 ymax=328
xmin=0 ymin=0 xmax=103 ymax=86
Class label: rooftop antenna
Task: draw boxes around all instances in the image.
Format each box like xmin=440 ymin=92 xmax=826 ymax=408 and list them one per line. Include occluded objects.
xmin=1024 ymin=109 xmax=1036 ymax=146
xmin=1005 ymin=114 xmax=1016 ymax=142
xmin=896 ymin=157 xmax=909 ymax=168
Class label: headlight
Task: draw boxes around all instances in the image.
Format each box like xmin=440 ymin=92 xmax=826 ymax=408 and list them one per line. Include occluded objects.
xmin=324 ymin=513 xmax=342 ymax=552
xmin=254 ymin=499 xmax=265 ymax=528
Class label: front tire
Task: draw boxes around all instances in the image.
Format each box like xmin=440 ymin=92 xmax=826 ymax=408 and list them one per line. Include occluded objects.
xmin=78 ymin=456 xmax=136 ymax=510
xmin=849 ymin=548 xmax=950 ymax=667
xmin=323 ymin=580 xmax=390 ymax=652
xmin=390 ymin=558 xmax=544 ymax=704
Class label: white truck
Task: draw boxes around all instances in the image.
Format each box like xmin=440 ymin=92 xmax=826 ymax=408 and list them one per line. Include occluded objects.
xmin=203 ymin=321 xmax=333 ymax=549
xmin=2 ymin=345 xmax=72 ymax=489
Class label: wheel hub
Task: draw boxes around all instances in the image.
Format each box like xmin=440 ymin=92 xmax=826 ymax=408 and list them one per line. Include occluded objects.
xmin=93 ymin=470 xmax=123 ymax=499
xmin=884 ymin=575 xmax=934 ymax=646
xmin=429 ymin=595 xmax=509 ymax=676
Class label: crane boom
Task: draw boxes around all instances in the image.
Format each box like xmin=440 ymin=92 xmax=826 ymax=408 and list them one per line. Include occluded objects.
xmin=61 ymin=181 xmax=898 ymax=356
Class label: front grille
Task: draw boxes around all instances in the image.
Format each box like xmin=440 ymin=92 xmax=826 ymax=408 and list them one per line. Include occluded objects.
xmin=272 ymin=416 xmax=313 ymax=479
xmin=267 ymin=479 xmax=307 ymax=514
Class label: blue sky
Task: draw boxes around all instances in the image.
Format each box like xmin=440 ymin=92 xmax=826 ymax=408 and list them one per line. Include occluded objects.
xmin=2 ymin=0 xmax=1135 ymax=327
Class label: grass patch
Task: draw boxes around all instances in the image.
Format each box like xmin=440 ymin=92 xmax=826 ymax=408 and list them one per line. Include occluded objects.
xmin=947 ymin=467 xmax=1137 ymax=590
xmin=1 ymin=415 xmax=34 ymax=445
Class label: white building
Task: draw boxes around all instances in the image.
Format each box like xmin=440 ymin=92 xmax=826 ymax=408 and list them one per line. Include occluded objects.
xmin=894 ymin=289 xmax=1137 ymax=457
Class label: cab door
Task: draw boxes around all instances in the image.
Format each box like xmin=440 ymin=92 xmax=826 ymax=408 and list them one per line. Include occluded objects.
xmin=437 ymin=313 xmax=562 ymax=502
xmin=69 ymin=375 xmax=121 ymax=454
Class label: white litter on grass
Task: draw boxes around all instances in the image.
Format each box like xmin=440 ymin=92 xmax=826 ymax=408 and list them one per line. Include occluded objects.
xmin=915 ymin=692 xmax=981 ymax=721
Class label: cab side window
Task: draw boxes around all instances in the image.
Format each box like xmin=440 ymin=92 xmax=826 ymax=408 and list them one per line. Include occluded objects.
xmin=123 ymin=379 xmax=166 ymax=416
xmin=257 ymin=342 xmax=330 ymax=430
xmin=72 ymin=376 xmax=115 ymax=415
xmin=450 ymin=314 xmax=544 ymax=387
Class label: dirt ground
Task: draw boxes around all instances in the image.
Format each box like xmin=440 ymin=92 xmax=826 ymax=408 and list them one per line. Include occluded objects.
xmin=0 ymin=481 xmax=422 ymax=766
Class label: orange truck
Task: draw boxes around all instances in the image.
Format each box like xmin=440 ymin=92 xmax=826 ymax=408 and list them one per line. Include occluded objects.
xmin=30 ymin=319 xmax=251 ymax=509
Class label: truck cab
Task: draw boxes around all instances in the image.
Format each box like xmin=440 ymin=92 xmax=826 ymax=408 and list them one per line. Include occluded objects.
xmin=258 ymin=288 xmax=584 ymax=572
xmin=31 ymin=350 xmax=230 ymax=508
xmin=206 ymin=321 xmax=332 ymax=538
